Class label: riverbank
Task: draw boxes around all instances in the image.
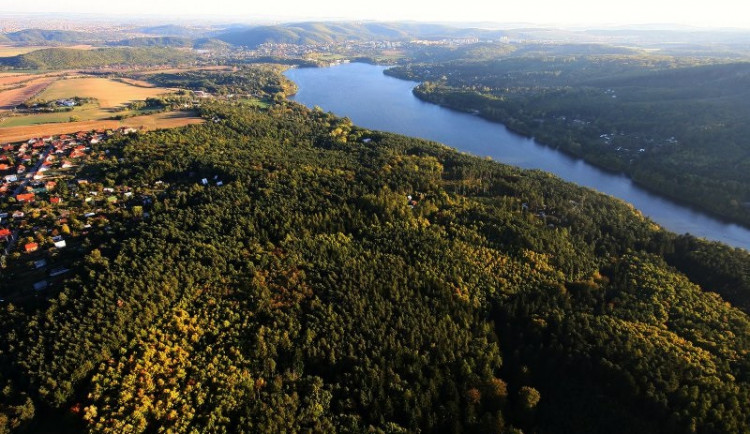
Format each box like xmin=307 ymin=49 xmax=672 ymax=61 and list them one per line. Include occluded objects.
xmin=383 ymin=67 xmax=750 ymax=230
xmin=285 ymin=62 xmax=750 ymax=249
xmin=406 ymin=82 xmax=750 ymax=231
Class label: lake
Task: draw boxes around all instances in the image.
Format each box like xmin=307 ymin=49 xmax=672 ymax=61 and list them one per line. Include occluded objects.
xmin=285 ymin=62 xmax=750 ymax=251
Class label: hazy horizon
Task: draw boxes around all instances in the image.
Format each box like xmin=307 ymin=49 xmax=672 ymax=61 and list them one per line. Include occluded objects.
xmin=2 ymin=0 xmax=750 ymax=30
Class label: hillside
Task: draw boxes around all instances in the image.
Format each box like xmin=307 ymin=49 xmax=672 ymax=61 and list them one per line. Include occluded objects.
xmin=3 ymin=29 xmax=101 ymax=45
xmin=1 ymin=62 xmax=750 ymax=432
xmin=109 ymin=37 xmax=230 ymax=51
xmin=193 ymin=38 xmax=231 ymax=51
xmin=109 ymin=37 xmax=194 ymax=48
xmin=137 ymin=25 xmax=211 ymax=38
xmin=0 ymin=47 xmax=196 ymax=69
xmin=387 ymin=56 xmax=750 ymax=226
xmin=217 ymin=21 xmax=507 ymax=48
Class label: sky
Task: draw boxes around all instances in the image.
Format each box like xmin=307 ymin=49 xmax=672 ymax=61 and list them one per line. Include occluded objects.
xmin=3 ymin=0 xmax=749 ymax=29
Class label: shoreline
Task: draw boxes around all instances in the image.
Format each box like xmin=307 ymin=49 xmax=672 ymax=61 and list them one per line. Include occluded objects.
xmin=400 ymin=78 xmax=750 ymax=232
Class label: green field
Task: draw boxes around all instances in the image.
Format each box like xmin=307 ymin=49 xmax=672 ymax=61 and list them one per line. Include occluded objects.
xmin=0 ymin=76 xmax=175 ymax=127
xmin=0 ymin=104 xmax=101 ymax=127
xmin=238 ymin=97 xmax=270 ymax=108
xmin=0 ymin=103 xmax=165 ymax=127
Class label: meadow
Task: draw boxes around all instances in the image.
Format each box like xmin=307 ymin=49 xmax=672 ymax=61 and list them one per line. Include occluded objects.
xmin=0 ymin=103 xmax=105 ymax=127
xmin=0 ymin=110 xmax=203 ymax=143
xmin=0 ymin=45 xmax=52 ymax=57
xmin=37 ymin=77 xmax=171 ymax=108
xmin=0 ymin=76 xmax=58 ymax=110
xmin=0 ymin=74 xmax=190 ymax=140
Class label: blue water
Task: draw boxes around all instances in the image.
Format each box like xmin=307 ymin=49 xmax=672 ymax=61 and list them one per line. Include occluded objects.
xmin=286 ymin=63 xmax=750 ymax=251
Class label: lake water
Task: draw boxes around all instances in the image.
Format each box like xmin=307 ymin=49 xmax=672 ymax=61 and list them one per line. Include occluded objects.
xmin=285 ymin=62 xmax=750 ymax=251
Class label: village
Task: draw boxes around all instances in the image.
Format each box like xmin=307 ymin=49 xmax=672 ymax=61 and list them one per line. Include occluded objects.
xmin=0 ymin=126 xmax=154 ymax=299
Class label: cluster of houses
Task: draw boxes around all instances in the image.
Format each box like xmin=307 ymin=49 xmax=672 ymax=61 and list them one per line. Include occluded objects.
xmin=0 ymin=127 xmax=147 ymax=296
xmin=0 ymin=131 xmax=104 ymax=200
xmin=250 ymin=40 xmax=403 ymax=61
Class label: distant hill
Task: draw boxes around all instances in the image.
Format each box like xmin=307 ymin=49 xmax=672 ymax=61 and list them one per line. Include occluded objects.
xmin=512 ymin=42 xmax=640 ymax=57
xmin=138 ymin=25 xmax=209 ymax=38
xmin=217 ymin=21 xmax=508 ymax=47
xmin=108 ymin=36 xmax=231 ymax=51
xmin=3 ymin=29 xmax=101 ymax=44
xmin=0 ymin=47 xmax=196 ymax=69
xmin=193 ymin=38 xmax=231 ymax=50
xmin=217 ymin=22 xmax=733 ymax=49
xmin=109 ymin=37 xmax=194 ymax=48
xmin=584 ymin=28 xmax=750 ymax=45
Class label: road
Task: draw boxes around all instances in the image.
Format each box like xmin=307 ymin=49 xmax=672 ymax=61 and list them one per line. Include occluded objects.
xmin=2 ymin=143 xmax=52 ymax=256
xmin=12 ymin=143 xmax=52 ymax=196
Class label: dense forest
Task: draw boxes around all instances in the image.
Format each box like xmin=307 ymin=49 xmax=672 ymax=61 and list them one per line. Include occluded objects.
xmin=140 ymin=65 xmax=297 ymax=98
xmin=386 ymin=54 xmax=750 ymax=226
xmin=1 ymin=63 xmax=750 ymax=432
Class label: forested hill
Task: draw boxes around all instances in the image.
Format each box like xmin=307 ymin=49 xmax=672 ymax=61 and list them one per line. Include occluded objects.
xmin=108 ymin=37 xmax=194 ymax=48
xmin=1 ymin=29 xmax=102 ymax=45
xmin=216 ymin=22 xmax=507 ymax=47
xmin=107 ymin=37 xmax=231 ymax=50
xmin=1 ymin=87 xmax=750 ymax=432
xmin=387 ymin=57 xmax=750 ymax=227
xmin=0 ymin=47 xmax=196 ymax=69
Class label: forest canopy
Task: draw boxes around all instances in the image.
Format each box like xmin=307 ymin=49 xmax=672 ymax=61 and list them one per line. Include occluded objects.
xmin=0 ymin=66 xmax=750 ymax=433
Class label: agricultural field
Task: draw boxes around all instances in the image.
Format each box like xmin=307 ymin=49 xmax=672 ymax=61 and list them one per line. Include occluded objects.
xmin=0 ymin=75 xmax=184 ymax=139
xmin=0 ymin=76 xmax=58 ymax=110
xmin=114 ymin=77 xmax=156 ymax=88
xmin=0 ymin=73 xmax=44 ymax=87
xmin=36 ymin=77 xmax=172 ymax=108
xmin=0 ymin=110 xmax=203 ymax=143
xmin=0 ymin=103 xmax=107 ymax=127
xmin=0 ymin=44 xmax=94 ymax=57
xmin=0 ymin=45 xmax=53 ymax=57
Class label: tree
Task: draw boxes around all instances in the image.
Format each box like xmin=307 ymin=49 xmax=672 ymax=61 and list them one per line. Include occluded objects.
xmin=518 ymin=386 xmax=540 ymax=410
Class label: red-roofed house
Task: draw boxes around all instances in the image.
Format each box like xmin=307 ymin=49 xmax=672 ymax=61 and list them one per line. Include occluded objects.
xmin=16 ymin=193 xmax=35 ymax=203
xmin=50 ymin=196 xmax=62 ymax=205
xmin=69 ymin=145 xmax=87 ymax=159
xmin=0 ymin=228 xmax=11 ymax=240
xmin=24 ymin=242 xmax=38 ymax=253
